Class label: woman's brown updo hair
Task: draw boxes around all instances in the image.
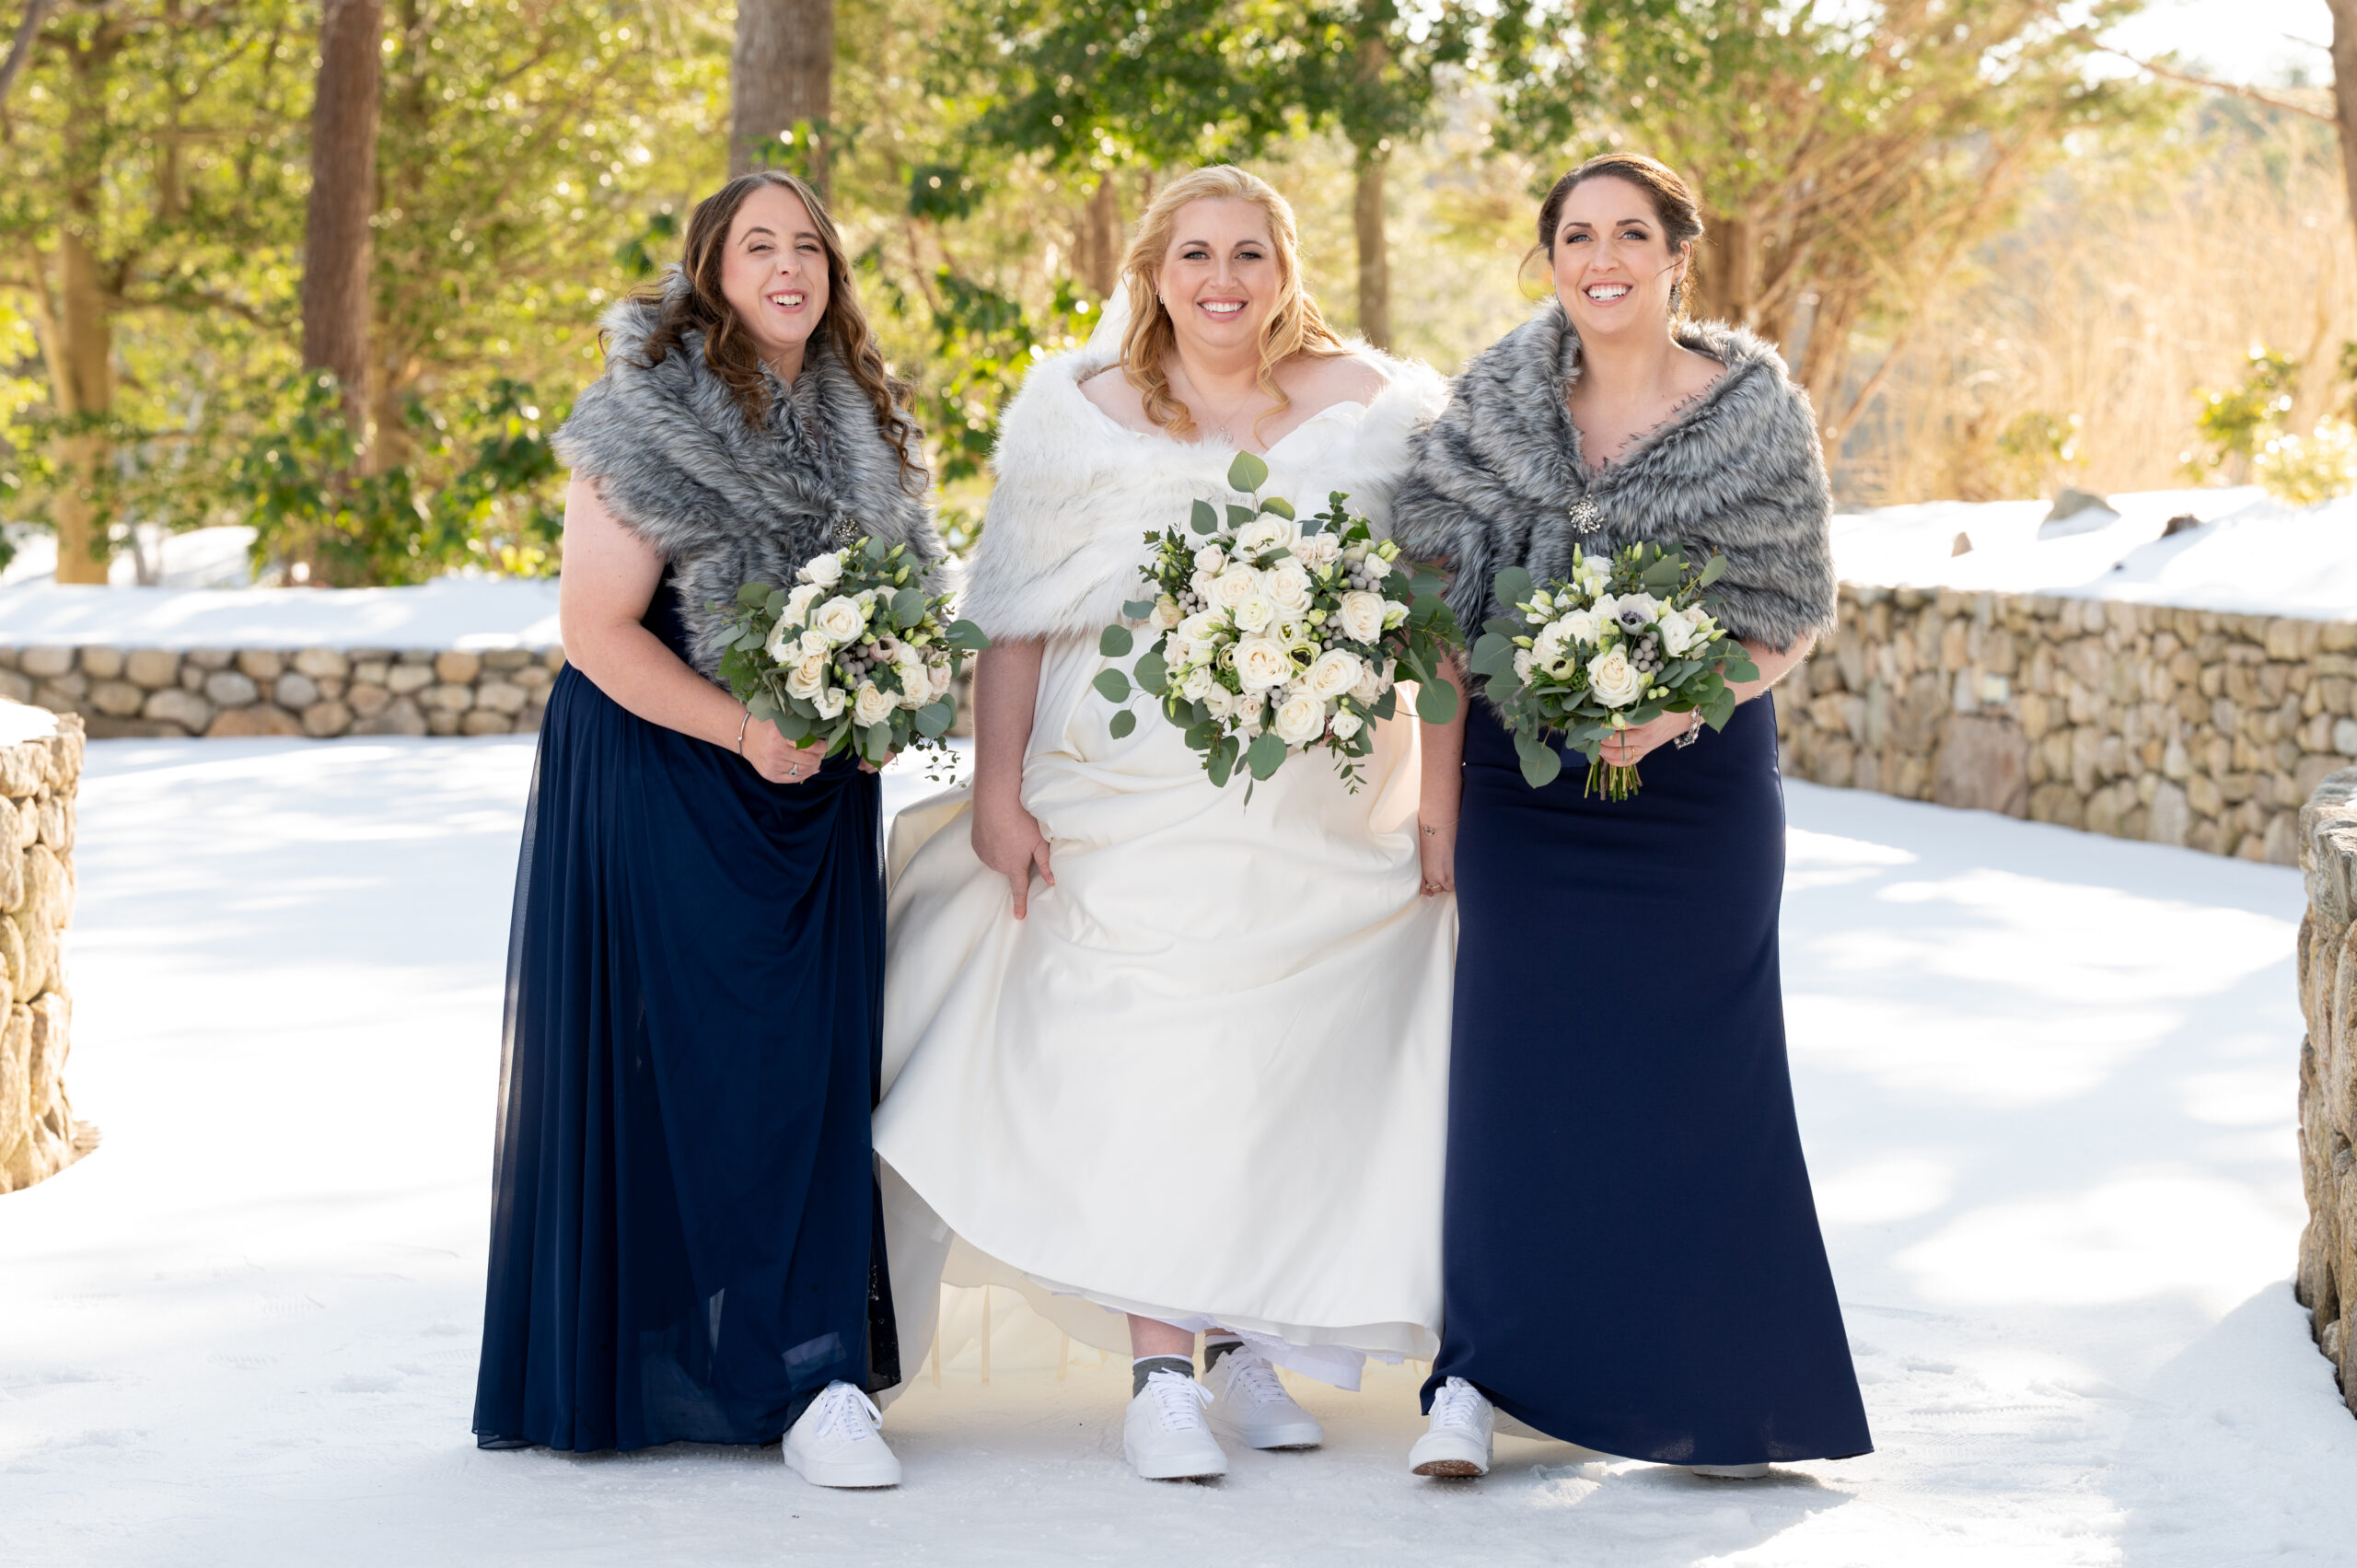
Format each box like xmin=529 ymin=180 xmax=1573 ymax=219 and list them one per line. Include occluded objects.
xmin=629 ymin=169 xmax=925 ymax=492
xmin=1534 ymin=154 xmax=1706 ymax=319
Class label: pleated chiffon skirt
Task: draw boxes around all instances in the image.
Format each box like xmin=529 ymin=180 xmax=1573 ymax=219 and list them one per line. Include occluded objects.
xmin=473 ymin=645 xmax=898 ymax=1453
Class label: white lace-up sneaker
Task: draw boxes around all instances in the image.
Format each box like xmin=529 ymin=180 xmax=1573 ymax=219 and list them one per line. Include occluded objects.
xmin=1409 ymin=1376 xmax=1495 ymax=1478
xmin=1123 ymin=1368 xmax=1229 ymax=1481
xmin=783 ymin=1380 xmax=902 ymax=1488
xmin=1203 ymin=1344 xmax=1324 ymax=1449
xmin=1689 ymin=1462 xmax=1771 ymax=1480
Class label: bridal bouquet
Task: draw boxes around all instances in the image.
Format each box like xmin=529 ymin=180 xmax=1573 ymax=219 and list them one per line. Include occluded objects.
xmin=1469 ymin=542 xmax=1758 ymax=798
xmin=719 ymin=536 xmax=989 ymax=769
xmin=1093 ymin=450 xmax=1462 ymax=792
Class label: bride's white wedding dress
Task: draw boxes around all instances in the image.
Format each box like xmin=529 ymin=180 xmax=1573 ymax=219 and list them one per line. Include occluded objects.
xmin=876 ymin=341 xmax=1454 ymax=1388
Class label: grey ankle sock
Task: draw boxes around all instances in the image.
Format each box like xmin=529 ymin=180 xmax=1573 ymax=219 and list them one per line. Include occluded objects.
xmin=1132 ymin=1354 xmax=1194 ymax=1396
xmin=1202 ymin=1337 xmax=1246 ymax=1373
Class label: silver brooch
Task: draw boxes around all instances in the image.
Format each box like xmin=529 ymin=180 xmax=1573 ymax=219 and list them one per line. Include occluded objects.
xmin=1567 ymin=497 xmax=1604 ymax=535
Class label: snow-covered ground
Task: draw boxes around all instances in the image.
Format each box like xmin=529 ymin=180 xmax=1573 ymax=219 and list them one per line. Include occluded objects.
xmin=0 ymin=575 xmax=560 ymax=650
xmin=1831 ymin=484 xmax=2357 ymax=621
xmin=0 ymin=741 xmax=2351 ymax=1566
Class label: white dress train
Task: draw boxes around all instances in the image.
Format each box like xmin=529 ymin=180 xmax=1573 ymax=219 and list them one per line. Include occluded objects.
xmin=876 ymin=345 xmax=1455 ymax=1389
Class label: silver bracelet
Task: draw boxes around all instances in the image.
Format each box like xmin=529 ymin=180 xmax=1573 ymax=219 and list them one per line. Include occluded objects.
xmin=1673 ymin=714 xmax=1704 ymax=749
xmin=736 ymin=709 xmax=751 ymax=756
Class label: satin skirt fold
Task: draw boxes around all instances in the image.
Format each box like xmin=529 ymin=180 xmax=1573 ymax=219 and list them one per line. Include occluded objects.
xmin=874 ymin=633 xmax=1454 ymax=1387
xmin=472 ymin=664 xmax=899 ymax=1453
xmin=1425 ymin=697 xmax=1872 ymax=1465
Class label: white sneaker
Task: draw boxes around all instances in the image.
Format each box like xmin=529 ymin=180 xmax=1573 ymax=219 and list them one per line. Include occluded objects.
xmin=783 ymin=1381 xmax=901 ymax=1488
xmin=1203 ymin=1344 xmax=1324 ymax=1449
xmin=1689 ymin=1462 xmax=1771 ymax=1480
xmin=1409 ymin=1376 xmax=1495 ymax=1478
xmin=1123 ymin=1368 xmax=1229 ymax=1481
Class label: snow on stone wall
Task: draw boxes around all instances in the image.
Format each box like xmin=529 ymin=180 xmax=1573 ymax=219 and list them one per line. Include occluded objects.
xmin=1778 ymin=584 xmax=2357 ymax=865
xmin=0 ymin=703 xmax=88 ymax=1195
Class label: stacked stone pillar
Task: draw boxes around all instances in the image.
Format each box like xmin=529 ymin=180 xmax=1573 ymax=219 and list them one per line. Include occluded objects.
xmin=0 ymin=703 xmax=89 ymax=1193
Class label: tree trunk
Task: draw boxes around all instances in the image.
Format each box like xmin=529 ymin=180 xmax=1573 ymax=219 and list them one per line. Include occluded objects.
xmin=729 ymin=0 xmax=831 ymax=186
xmin=2332 ymin=0 xmax=2357 ymax=282
xmin=52 ymin=223 xmax=112 ymax=586
xmin=1074 ymin=172 xmax=1121 ymax=298
xmin=1696 ymin=208 xmax=1758 ymax=328
xmin=300 ymin=0 xmax=383 ymax=428
xmin=1353 ymin=145 xmax=1391 ymax=350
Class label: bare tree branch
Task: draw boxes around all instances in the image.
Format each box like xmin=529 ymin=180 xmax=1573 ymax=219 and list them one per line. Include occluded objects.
xmin=2103 ymin=49 xmax=2337 ymax=123
xmin=0 ymin=0 xmax=59 ymax=105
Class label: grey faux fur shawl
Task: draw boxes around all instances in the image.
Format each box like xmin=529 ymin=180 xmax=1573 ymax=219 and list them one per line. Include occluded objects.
xmin=1391 ymin=302 xmax=1836 ymax=652
xmin=552 ymin=270 xmax=943 ymax=681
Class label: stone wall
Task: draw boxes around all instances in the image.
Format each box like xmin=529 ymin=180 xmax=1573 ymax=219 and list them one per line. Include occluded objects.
xmin=2296 ymin=769 xmax=2357 ymax=1405
xmin=1776 ymin=585 xmax=2357 ymax=864
xmin=0 ymin=705 xmax=89 ymax=1194
xmin=0 ymin=646 xmax=563 ymax=739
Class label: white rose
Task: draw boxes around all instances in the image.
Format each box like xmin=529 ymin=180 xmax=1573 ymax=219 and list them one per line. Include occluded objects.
xmin=853 ymin=682 xmax=896 ymax=728
xmin=1231 ymin=595 xmax=1276 ymax=634
xmin=1264 ymin=563 xmax=1314 ymax=617
xmin=1657 ymin=614 xmax=1698 ymax=656
xmin=798 ymin=552 xmax=844 ymax=587
xmin=784 ymin=582 xmax=826 ymax=621
xmin=1235 ymin=636 xmax=1295 ymax=691
xmin=1194 ymin=544 xmax=1227 ymax=575
xmin=1151 ymin=596 xmax=1182 ymax=631
xmin=811 ymin=685 xmax=846 ymax=720
xmin=1212 ymin=563 xmax=1263 ymax=606
xmin=1561 ymin=609 xmax=1602 ymax=645
xmin=1337 ymin=590 xmax=1387 ymax=644
xmin=1177 ymin=610 xmax=1222 ymax=644
xmin=1179 ymin=666 xmax=1215 ymax=702
xmin=1302 ymin=532 xmax=1344 ymax=570
xmin=785 ymin=651 xmax=830 ymax=700
xmin=1330 ymin=710 xmax=1363 ymax=740
xmin=1233 ymin=515 xmax=1299 ymax=557
xmin=931 ymin=659 xmax=956 ymax=699
xmin=812 ymin=595 xmax=868 ymax=646
xmin=1349 ymin=664 xmax=1385 ymax=705
xmin=1305 ymin=649 xmax=1364 ymax=703
xmin=1202 ymin=685 xmax=1237 ymax=720
xmin=1531 ymin=622 xmax=1573 ymax=666
xmin=1682 ymin=604 xmax=1712 ymax=629
xmin=895 ymin=650 xmax=932 ymax=706
xmin=1589 ymin=593 xmax=1620 ymax=625
xmin=764 ymin=618 xmax=799 ymax=660
xmin=1587 ymin=645 xmax=1643 ymax=708
xmin=1272 ymin=691 xmax=1328 ymax=746
xmin=1191 ymin=569 xmax=1217 ymax=600
xmin=799 ymin=627 xmax=834 ymax=660
xmin=1513 ymin=648 xmax=1536 ymax=683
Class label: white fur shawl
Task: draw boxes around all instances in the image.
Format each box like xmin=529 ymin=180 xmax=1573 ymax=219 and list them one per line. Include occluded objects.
xmin=960 ymin=345 xmax=1451 ymax=643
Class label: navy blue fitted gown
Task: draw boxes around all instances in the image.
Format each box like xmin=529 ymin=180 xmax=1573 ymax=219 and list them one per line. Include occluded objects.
xmin=1425 ymin=696 xmax=1870 ymax=1466
xmin=473 ymin=575 xmax=899 ymax=1453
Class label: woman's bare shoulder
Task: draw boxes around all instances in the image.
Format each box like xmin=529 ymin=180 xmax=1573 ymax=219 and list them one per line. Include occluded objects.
xmin=1286 ymin=350 xmax=1390 ymax=406
xmin=1078 ymin=364 xmax=1156 ymax=434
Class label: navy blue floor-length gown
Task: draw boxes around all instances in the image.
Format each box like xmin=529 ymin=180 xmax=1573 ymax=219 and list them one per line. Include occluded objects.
xmin=1425 ymin=696 xmax=1870 ymax=1466
xmin=473 ymin=576 xmax=899 ymax=1453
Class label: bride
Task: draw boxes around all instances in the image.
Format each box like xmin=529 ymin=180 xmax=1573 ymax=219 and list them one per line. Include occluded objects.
xmin=876 ymin=165 xmax=1455 ymax=1481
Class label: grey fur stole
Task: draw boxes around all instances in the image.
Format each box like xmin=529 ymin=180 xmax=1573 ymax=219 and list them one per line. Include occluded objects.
xmin=1390 ymin=301 xmax=1836 ymax=653
xmin=552 ymin=271 xmax=943 ymax=681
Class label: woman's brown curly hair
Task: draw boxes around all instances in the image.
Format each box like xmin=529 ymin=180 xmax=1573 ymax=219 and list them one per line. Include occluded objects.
xmin=633 ymin=170 xmax=925 ymax=493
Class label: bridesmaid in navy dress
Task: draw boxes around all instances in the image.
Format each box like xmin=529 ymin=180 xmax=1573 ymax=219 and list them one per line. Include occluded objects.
xmin=471 ymin=172 xmax=944 ymax=1486
xmin=1392 ymin=154 xmax=1872 ymax=1478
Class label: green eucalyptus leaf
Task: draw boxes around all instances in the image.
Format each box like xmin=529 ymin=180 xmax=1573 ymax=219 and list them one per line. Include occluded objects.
xmin=1698 ymin=554 xmax=1728 ymax=587
xmin=1492 ymin=565 xmax=1534 ymax=610
xmin=914 ymin=699 xmax=955 ymax=738
xmin=1206 ymin=739 xmax=1237 ymax=788
xmin=1415 ymin=680 xmax=1458 ymax=725
xmin=1225 ymin=503 xmax=1256 ymax=529
xmin=1109 ymin=708 xmax=1138 ymax=739
xmin=1372 ymin=688 xmax=1399 ymax=721
xmin=1259 ymin=495 xmax=1295 ymax=519
xmin=737 ymin=582 xmax=772 ymax=607
xmin=944 ymin=619 xmax=991 ymax=653
xmin=1245 ymin=730 xmax=1287 ymax=781
xmin=1133 ymin=647 xmax=1168 ymax=692
xmin=1227 ymin=450 xmax=1270 ymax=493
xmin=1514 ymin=728 xmax=1564 ymax=789
xmin=1122 ymin=598 xmax=1156 ymax=619
xmin=1093 ymin=668 xmax=1132 ymax=703
xmin=1191 ymin=499 xmax=1219 ymax=534
xmin=1100 ymin=624 xmax=1135 ymax=657
xmin=891 ymin=587 xmax=927 ymax=628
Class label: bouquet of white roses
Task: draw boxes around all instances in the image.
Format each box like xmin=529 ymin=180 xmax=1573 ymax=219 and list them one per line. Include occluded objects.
xmin=1093 ymin=449 xmax=1462 ymax=792
xmin=719 ymin=536 xmax=989 ymax=770
xmin=1468 ymin=542 xmax=1759 ymax=798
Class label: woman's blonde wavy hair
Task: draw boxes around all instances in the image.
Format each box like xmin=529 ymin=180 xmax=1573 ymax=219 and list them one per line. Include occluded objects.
xmin=1118 ymin=165 xmax=1348 ymax=441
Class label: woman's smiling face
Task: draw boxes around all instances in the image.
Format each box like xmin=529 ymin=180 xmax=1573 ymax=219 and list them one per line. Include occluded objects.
xmin=720 ymin=183 xmax=832 ymax=369
xmin=1550 ymin=176 xmax=1687 ymax=343
xmin=1156 ymin=198 xmax=1280 ymax=356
